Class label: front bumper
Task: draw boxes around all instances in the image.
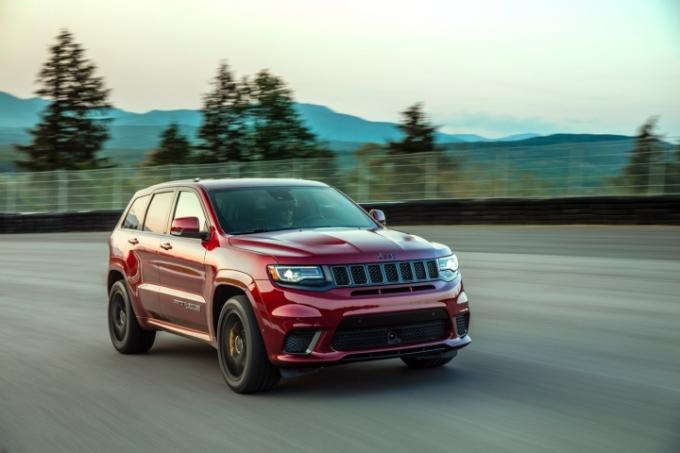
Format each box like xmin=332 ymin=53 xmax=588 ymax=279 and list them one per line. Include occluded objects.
xmin=253 ymin=274 xmax=471 ymax=366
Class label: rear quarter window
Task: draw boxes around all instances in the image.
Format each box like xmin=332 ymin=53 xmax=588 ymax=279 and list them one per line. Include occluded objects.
xmin=121 ymin=195 xmax=150 ymax=230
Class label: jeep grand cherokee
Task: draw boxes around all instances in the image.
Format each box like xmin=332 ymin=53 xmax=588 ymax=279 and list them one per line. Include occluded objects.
xmin=107 ymin=178 xmax=470 ymax=393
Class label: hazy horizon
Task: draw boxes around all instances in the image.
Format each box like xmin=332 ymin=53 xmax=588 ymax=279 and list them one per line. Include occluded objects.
xmin=1 ymin=0 xmax=678 ymax=137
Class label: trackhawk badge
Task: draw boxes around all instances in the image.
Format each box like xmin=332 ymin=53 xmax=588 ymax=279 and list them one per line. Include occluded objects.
xmin=172 ymin=299 xmax=200 ymax=312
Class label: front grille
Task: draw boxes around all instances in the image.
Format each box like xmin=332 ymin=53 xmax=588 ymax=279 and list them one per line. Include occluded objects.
xmin=331 ymin=309 xmax=450 ymax=351
xmin=330 ymin=259 xmax=438 ymax=287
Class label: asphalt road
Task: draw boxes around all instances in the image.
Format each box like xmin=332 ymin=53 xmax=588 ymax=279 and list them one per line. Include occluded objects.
xmin=1 ymin=226 xmax=679 ymax=453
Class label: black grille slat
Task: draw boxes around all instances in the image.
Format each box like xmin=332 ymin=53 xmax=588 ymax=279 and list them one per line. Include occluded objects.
xmin=427 ymin=260 xmax=439 ymax=279
xmin=384 ymin=263 xmax=399 ymax=282
xmin=399 ymin=262 xmax=413 ymax=281
xmin=350 ymin=265 xmax=368 ymax=285
xmin=368 ymin=265 xmax=383 ymax=284
xmin=330 ymin=259 xmax=438 ymax=287
xmin=332 ymin=266 xmax=350 ymax=286
xmin=414 ymin=261 xmax=426 ymax=279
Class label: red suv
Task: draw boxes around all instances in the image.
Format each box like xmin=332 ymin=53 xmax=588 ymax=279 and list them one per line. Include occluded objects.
xmin=108 ymin=178 xmax=470 ymax=393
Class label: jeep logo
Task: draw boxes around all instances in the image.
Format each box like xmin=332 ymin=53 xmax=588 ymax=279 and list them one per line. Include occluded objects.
xmin=377 ymin=252 xmax=395 ymax=260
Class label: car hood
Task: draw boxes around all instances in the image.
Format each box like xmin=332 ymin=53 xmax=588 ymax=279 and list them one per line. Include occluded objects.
xmin=228 ymin=228 xmax=449 ymax=264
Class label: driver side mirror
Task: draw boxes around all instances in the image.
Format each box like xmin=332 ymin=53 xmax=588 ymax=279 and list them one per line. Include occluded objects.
xmin=369 ymin=209 xmax=386 ymax=226
xmin=170 ymin=216 xmax=207 ymax=240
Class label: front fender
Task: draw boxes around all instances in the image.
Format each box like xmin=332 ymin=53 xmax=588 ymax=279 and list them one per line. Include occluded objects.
xmin=210 ymin=269 xmax=273 ymax=350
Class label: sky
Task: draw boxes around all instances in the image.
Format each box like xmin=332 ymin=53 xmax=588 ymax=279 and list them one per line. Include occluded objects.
xmin=0 ymin=0 xmax=678 ymax=138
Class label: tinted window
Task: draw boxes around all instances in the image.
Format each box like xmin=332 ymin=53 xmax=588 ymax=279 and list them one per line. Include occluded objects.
xmin=173 ymin=191 xmax=208 ymax=232
xmin=143 ymin=192 xmax=175 ymax=234
xmin=208 ymin=186 xmax=376 ymax=234
xmin=122 ymin=195 xmax=150 ymax=230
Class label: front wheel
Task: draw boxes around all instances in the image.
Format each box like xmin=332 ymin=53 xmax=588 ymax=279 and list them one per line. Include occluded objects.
xmin=217 ymin=295 xmax=280 ymax=393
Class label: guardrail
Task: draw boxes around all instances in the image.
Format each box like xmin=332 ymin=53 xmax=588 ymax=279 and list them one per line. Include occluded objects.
xmin=1 ymin=141 xmax=679 ymax=214
xmin=2 ymin=197 xmax=679 ymax=234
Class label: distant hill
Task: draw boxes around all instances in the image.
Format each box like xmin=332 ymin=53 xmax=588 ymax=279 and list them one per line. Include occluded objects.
xmin=0 ymin=90 xmax=648 ymax=176
xmin=0 ymin=90 xmax=538 ymax=150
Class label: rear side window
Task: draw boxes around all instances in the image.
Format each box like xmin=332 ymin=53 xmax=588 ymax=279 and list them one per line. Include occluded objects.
xmin=122 ymin=195 xmax=150 ymax=230
xmin=143 ymin=192 xmax=175 ymax=234
xmin=173 ymin=191 xmax=208 ymax=232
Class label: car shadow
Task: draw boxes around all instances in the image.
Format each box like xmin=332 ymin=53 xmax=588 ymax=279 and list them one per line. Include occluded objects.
xmin=145 ymin=335 xmax=482 ymax=398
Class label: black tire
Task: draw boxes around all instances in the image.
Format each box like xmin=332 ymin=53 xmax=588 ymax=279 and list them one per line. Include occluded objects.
xmin=108 ymin=280 xmax=156 ymax=354
xmin=401 ymin=354 xmax=454 ymax=369
xmin=217 ymin=295 xmax=280 ymax=393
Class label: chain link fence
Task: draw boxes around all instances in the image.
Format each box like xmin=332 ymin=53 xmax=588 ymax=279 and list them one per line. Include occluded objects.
xmin=1 ymin=140 xmax=679 ymax=213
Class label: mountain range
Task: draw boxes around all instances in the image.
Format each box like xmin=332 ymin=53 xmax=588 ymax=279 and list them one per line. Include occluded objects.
xmin=0 ymin=91 xmax=539 ymax=151
xmin=0 ymin=90 xmax=647 ymax=176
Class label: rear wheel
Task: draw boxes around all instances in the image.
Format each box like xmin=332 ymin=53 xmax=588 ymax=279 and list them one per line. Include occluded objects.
xmin=108 ymin=280 xmax=156 ymax=354
xmin=401 ymin=353 xmax=455 ymax=369
xmin=217 ymin=295 xmax=280 ymax=393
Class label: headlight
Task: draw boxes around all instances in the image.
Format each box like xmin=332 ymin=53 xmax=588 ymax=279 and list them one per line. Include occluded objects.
xmin=438 ymin=254 xmax=459 ymax=281
xmin=267 ymin=265 xmax=325 ymax=285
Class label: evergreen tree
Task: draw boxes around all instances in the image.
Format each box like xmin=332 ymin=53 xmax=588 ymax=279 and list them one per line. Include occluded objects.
xmin=15 ymin=29 xmax=111 ymax=171
xmin=144 ymin=123 xmax=192 ymax=166
xmin=249 ymin=70 xmax=328 ymax=160
xmin=621 ymin=117 xmax=663 ymax=193
xmin=196 ymin=62 xmax=249 ymax=163
xmin=388 ymin=103 xmax=437 ymax=154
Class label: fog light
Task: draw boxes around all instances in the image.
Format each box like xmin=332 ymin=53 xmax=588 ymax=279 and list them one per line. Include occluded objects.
xmin=457 ymin=291 xmax=468 ymax=304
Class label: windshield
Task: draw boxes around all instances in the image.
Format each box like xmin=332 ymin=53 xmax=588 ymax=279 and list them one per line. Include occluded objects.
xmin=208 ymin=186 xmax=377 ymax=234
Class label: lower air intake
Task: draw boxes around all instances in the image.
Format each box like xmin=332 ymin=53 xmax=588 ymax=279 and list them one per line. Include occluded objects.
xmin=331 ymin=309 xmax=451 ymax=351
xmin=455 ymin=315 xmax=469 ymax=337
xmin=284 ymin=331 xmax=316 ymax=354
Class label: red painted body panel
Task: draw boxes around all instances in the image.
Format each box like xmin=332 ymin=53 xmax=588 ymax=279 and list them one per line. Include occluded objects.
xmin=108 ymin=179 xmax=471 ymax=366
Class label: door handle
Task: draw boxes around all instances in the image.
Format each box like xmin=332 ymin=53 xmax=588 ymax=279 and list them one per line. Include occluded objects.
xmin=160 ymin=242 xmax=173 ymax=250
xmin=128 ymin=238 xmax=139 ymax=245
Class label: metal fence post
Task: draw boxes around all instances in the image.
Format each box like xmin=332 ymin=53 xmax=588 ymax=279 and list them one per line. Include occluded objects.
xmin=647 ymin=151 xmax=655 ymax=196
xmin=5 ymin=174 xmax=17 ymax=213
xmin=424 ymin=153 xmax=436 ymax=199
xmin=568 ymin=147 xmax=583 ymax=197
xmin=112 ymin=167 xmax=122 ymax=210
xmin=357 ymin=162 xmax=368 ymax=203
xmin=170 ymin=164 xmax=180 ymax=181
xmin=57 ymin=170 xmax=67 ymax=213
xmin=495 ymin=149 xmax=509 ymax=197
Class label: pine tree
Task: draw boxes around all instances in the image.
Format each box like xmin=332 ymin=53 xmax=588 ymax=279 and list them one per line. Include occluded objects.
xmin=15 ymin=29 xmax=111 ymax=171
xmin=388 ymin=103 xmax=438 ymax=154
xmin=621 ymin=117 xmax=663 ymax=193
xmin=249 ymin=70 xmax=328 ymax=160
xmin=196 ymin=62 xmax=249 ymax=163
xmin=144 ymin=123 xmax=192 ymax=166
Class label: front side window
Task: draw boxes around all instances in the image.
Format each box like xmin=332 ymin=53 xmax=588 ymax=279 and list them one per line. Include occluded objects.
xmin=143 ymin=191 xmax=175 ymax=234
xmin=173 ymin=191 xmax=208 ymax=232
xmin=208 ymin=186 xmax=376 ymax=235
xmin=122 ymin=195 xmax=150 ymax=230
